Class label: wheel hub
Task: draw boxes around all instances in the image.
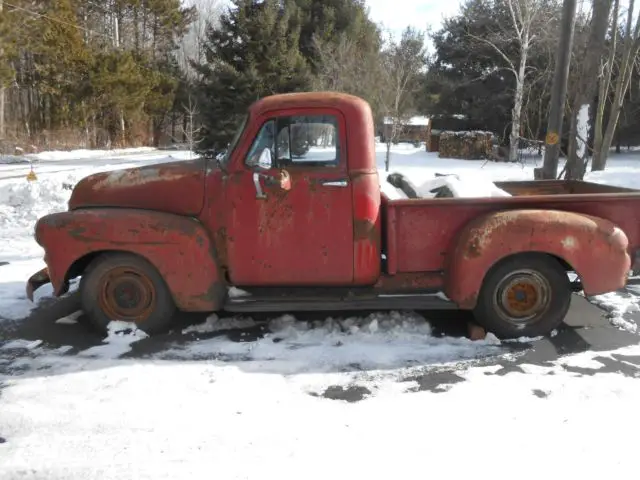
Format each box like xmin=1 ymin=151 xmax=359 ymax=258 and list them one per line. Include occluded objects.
xmin=494 ymin=269 xmax=551 ymax=324
xmin=99 ymin=266 xmax=156 ymax=323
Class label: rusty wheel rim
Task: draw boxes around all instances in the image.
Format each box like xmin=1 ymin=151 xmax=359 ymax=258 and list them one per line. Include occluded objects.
xmin=494 ymin=269 xmax=551 ymax=325
xmin=98 ymin=266 xmax=156 ymax=324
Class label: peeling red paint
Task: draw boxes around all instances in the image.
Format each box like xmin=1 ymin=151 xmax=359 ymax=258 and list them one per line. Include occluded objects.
xmin=444 ymin=209 xmax=631 ymax=308
xmin=26 ymin=91 xmax=640 ymax=325
xmin=34 ymin=208 xmax=225 ymax=311
xmin=68 ymin=159 xmax=206 ymax=216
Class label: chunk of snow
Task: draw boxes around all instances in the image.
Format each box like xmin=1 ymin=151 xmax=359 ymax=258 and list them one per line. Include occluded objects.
xmin=380 ymin=180 xmax=408 ymax=200
xmin=55 ymin=310 xmax=83 ymax=324
xmin=417 ymin=175 xmax=511 ymax=198
xmin=78 ymin=321 xmax=149 ymax=359
xmin=228 ymin=287 xmax=251 ymax=298
xmin=576 ymin=104 xmax=590 ymax=159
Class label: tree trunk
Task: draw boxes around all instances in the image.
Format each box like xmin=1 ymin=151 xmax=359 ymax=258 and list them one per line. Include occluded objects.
xmin=592 ymin=0 xmax=619 ymax=171
xmin=564 ymin=0 xmax=613 ymax=179
xmin=385 ymin=139 xmax=391 ymax=172
xmin=592 ymin=0 xmax=639 ymax=171
xmin=509 ymin=43 xmax=528 ymax=163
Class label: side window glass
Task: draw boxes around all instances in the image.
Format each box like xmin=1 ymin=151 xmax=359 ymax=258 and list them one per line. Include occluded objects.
xmin=276 ymin=115 xmax=340 ymax=168
xmin=245 ymin=120 xmax=276 ymax=168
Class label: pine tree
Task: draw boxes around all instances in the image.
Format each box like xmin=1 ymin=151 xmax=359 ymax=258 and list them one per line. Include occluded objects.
xmin=195 ymin=0 xmax=311 ymax=154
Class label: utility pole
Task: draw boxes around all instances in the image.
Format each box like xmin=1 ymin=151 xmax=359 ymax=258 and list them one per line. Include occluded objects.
xmin=539 ymin=0 xmax=578 ymax=179
xmin=0 ymin=0 xmax=5 ymax=143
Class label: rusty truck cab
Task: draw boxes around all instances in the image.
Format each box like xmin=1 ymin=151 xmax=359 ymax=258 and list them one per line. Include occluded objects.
xmin=209 ymin=92 xmax=382 ymax=287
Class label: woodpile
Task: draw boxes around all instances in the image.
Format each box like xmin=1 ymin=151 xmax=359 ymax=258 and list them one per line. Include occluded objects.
xmin=438 ymin=130 xmax=494 ymax=160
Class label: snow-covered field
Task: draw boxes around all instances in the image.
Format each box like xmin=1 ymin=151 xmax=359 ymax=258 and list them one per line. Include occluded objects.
xmin=1 ymin=144 xmax=640 ymax=479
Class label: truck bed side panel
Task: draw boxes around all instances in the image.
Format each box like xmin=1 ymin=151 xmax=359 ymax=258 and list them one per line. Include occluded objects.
xmin=387 ymin=195 xmax=640 ymax=274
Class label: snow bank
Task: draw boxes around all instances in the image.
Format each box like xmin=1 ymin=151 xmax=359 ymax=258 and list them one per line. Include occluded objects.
xmin=163 ymin=311 xmax=505 ymax=373
xmin=28 ymin=146 xmax=155 ymax=162
xmin=0 ymin=172 xmax=82 ymax=261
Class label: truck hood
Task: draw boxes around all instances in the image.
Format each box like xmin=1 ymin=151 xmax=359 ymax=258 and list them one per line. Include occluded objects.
xmin=68 ymin=158 xmax=207 ymax=216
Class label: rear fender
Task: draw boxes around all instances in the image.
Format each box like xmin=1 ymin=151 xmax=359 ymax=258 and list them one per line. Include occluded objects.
xmin=34 ymin=208 xmax=225 ymax=311
xmin=444 ymin=209 xmax=630 ymax=309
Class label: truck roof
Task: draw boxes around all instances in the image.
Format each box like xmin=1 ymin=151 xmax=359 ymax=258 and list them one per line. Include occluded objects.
xmin=249 ymin=91 xmax=370 ymax=115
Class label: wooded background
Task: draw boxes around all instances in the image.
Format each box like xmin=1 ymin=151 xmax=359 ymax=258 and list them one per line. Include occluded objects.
xmin=1 ymin=0 xmax=638 ymax=178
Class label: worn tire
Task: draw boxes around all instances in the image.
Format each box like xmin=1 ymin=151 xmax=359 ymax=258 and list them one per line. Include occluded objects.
xmin=80 ymin=253 xmax=176 ymax=335
xmin=473 ymin=253 xmax=571 ymax=339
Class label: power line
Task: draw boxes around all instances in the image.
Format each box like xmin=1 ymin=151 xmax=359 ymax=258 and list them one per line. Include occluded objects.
xmin=3 ymin=1 xmax=111 ymax=38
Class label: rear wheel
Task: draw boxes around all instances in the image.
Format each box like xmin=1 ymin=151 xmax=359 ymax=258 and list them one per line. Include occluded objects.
xmin=80 ymin=253 xmax=176 ymax=335
xmin=473 ymin=253 xmax=571 ymax=339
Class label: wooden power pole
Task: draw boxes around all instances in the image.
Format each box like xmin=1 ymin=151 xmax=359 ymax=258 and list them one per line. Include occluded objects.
xmin=539 ymin=0 xmax=578 ymax=179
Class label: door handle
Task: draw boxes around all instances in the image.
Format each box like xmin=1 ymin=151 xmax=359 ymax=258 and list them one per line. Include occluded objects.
xmin=320 ymin=179 xmax=349 ymax=187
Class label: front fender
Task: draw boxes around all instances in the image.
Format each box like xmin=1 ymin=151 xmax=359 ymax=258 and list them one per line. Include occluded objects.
xmin=34 ymin=208 xmax=225 ymax=312
xmin=444 ymin=209 xmax=630 ymax=309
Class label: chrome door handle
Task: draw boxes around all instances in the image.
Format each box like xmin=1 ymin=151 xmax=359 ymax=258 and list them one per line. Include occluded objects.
xmin=321 ymin=179 xmax=348 ymax=187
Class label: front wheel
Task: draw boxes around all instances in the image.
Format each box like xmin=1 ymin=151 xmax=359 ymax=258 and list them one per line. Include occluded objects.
xmin=80 ymin=253 xmax=177 ymax=335
xmin=473 ymin=253 xmax=571 ymax=339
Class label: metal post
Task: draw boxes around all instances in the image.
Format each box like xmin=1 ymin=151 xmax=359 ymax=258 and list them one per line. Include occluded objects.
xmin=0 ymin=0 xmax=5 ymax=142
xmin=540 ymin=0 xmax=578 ymax=179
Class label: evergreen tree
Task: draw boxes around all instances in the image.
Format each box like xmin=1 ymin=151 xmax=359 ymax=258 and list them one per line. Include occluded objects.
xmin=195 ymin=0 xmax=311 ymax=154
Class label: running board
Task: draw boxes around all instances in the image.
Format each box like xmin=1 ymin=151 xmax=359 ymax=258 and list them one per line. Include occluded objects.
xmin=223 ymin=293 xmax=458 ymax=313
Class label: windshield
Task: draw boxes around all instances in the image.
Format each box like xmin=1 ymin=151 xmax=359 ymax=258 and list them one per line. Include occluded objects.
xmin=219 ymin=114 xmax=248 ymax=167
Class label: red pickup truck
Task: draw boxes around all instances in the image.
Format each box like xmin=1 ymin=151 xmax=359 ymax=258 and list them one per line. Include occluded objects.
xmin=27 ymin=92 xmax=640 ymax=338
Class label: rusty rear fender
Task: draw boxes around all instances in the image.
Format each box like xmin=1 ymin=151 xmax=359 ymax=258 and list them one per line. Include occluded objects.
xmin=444 ymin=209 xmax=631 ymax=308
xmin=33 ymin=208 xmax=226 ymax=311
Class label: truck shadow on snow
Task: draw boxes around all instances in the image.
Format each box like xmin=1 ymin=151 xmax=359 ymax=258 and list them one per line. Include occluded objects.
xmin=1 ymin=294 xmax=639 ymax=402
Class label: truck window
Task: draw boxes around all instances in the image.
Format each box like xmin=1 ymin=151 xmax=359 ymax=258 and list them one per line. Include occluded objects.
xmin=244 ymin=115 xmax=340 ymax=169
xmin=276 ymin=115 xmax=339 ymax=168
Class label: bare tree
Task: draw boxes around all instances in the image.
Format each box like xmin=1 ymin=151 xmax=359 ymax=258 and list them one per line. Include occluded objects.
xmin=378 ymin=27 xmax=427 ymax=172
xmin=180 ymin=95 xmax=202 ymax=158
xmin=592 ymin=0 xmax=640 ymax=171
xmin=179 ymin=0 xmax=222 ymax=80
xmin=563 ymin=0 xmax=614 ymax=179
xmin=466 ymin=0 xmax=551 ymax=163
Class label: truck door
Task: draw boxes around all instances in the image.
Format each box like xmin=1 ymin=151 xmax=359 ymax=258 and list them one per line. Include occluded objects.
xmin=226 ymin=109 xmax=355 ymax=286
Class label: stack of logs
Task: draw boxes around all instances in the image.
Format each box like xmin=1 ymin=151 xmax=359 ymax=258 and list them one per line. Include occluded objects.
xmin=438 ymin=131 xmax=494 ymax=160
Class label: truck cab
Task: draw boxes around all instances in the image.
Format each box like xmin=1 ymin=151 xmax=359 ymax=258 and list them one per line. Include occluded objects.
xmin=27 ymin=92 xmax=640 ymax=339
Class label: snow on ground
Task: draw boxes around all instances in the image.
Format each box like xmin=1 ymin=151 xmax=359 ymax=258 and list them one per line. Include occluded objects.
xmin=1 ymin=340 xmax=640 ymax=479
xmin=2 ymin=144 xmax=640 ymax=478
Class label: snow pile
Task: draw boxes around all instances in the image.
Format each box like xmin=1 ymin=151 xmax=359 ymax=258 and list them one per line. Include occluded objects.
xmin=417 ymin=175 xmax=511 ymax=198
xmin=182 ymin=314 xmax=259 ymax=334
xmin=380 ymin=172 xmax=511 ymax=200
xmin=588 ymin=290 xmax=640 ymax=333
xmin=165 ymin=311 xmax=506 ymax=373
xmin=28 ymin=146 xmax=155 ymax=162
xmin=78 ymin=321 xmax=149 ymax=359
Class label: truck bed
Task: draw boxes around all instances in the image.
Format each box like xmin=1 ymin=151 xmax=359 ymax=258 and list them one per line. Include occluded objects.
xmin=381 ymin=179 xmax=640 ymax=275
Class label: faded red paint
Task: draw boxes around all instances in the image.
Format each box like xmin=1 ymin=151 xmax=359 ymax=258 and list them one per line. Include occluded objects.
xmin=443 ymin=209 xmax=630 ymax=308
xmin=69 ymin=159 xmax=206 ymax=216
xmin=27 ymin=91 xmax=640 ymax=320
xmin=352 ymin=172 xmax=381 ymax=284
xmin=34 ymin=209 xmax=224 ymax=311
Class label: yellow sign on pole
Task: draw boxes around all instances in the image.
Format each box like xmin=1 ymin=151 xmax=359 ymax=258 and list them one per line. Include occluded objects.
xmin=545 ymin=131 xmax=559 ymax=145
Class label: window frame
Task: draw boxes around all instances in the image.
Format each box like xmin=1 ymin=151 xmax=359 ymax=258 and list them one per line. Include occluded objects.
xmin=241 ymin=109 xmax=347 ymax=172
